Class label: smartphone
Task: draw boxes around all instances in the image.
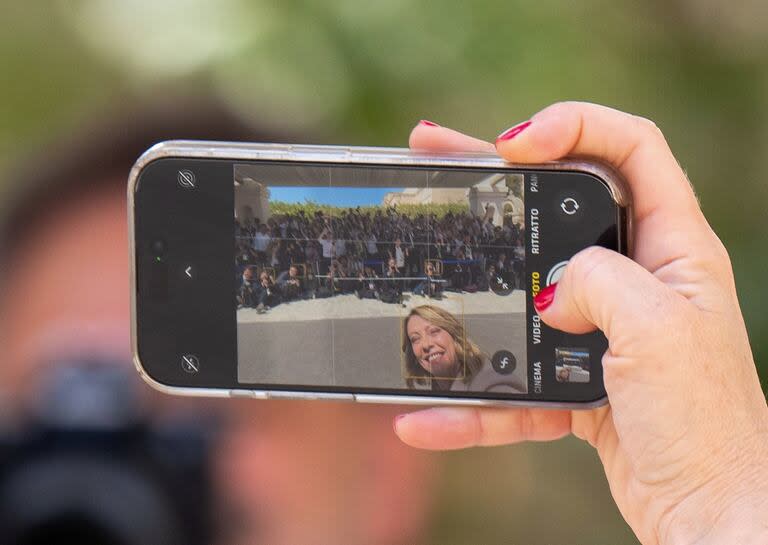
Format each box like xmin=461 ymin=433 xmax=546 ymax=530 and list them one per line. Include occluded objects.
xmin=129 ymin=141 xmax=631 ymax=408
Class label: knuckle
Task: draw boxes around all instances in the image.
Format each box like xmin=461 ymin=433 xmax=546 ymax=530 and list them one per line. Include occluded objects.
xmin=565 ymin=246 xmax=615 ymax=289
xmin=697 ymin=234 xmax=737 ymax=289
xmin=518 ymin=409 xmax=534 ymax=443
xmin=707 ymin=232 xmax=732 ymax=269
xmin=552 ymin=100 xmax=579 ymax=111
xmin=544 ymin=100 xmax=570 ymax=112
xmin=631 ymin=114 xmax=667 ymax=143
xmin=667 ymin=223 xmax=737 ymax=290
xmin=540 ymin=100 xmax=581 ymax=118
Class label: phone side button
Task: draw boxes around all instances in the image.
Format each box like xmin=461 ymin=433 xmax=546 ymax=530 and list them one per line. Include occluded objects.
xmin=266 ymin=391 xmax=353 ymax=402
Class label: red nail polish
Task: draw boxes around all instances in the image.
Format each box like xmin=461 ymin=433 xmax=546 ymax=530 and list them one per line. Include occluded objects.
xmin=496 ymin=120 xmax=532 ymax=143
xmin=419 ymin=119 xmax=440 ymax=127
xmin=533 ymin=282 xmax=557 ymax=313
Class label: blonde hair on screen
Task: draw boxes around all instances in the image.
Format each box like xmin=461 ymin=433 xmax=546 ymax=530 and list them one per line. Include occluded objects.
xmin=402 ymin=305 xmax=483 ymax=389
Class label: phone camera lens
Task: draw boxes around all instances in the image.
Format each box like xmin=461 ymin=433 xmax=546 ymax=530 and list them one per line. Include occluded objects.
xmin=151 ymin=239 xmax=166 ymax=257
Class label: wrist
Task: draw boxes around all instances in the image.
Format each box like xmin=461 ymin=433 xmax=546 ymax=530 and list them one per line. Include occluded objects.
xmin=662 ymin=445 xmax=768 ymax=545
xmin=666 ymin=496 xmax=768 ymax=545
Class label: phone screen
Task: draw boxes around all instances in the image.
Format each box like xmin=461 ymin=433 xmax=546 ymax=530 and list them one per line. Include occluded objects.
xmin=135 ymin=157 xmax=624 ymax=403
xmin=235 ymin=164 xmax=528 ymax=394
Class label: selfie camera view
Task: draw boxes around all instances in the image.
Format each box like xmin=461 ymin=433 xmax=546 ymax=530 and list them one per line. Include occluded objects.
xmin=233 ymin=164 xmax=528 ymax=394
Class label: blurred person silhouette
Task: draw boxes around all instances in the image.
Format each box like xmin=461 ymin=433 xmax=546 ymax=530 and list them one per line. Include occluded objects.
xmin=277 ymin=264 xmax=302 ymax=302
xmin=413 ymin=263 xmax=442 ymax=298
xmin=379 ymin=257 xmax=402 ymax=304
xmin=0 ymin=97 xmax=434 ymax=545
xmin=238 ymin=266 xmax=259 ymax=308
xmin=255 ymin=270 xmax=280 ymax=313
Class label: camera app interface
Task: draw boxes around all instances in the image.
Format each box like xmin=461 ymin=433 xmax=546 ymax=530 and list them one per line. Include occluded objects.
xmin=233 ymin=163 xmax=528 ymax=394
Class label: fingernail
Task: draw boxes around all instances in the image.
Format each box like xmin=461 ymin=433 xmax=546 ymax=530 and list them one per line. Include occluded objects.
xmin=533 ymin=282 xmax=557 ymax=313
xmin=496 ymin=120 xmax=532 ymax=143
xmin=393 ymin=414 xmax=406 ymax=433
xmin=419 ymin=119 xmax=440 ymax=127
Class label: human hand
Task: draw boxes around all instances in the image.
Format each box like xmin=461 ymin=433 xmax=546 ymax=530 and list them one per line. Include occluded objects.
xmin=396 ymin=103 xmax=768 ymax=545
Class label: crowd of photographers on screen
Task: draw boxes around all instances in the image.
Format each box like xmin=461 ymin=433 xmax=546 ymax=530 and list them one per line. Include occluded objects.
xmin=235 ymin=206 xmax=524 ymax=312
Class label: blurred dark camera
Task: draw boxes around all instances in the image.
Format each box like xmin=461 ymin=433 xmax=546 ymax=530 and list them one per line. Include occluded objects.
xmin=0 ymin=362 xmax=214 ymax=545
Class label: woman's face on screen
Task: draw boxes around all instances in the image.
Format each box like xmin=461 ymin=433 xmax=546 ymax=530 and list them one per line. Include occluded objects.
xmin=406 ymin=315 xmax=459 ymax=378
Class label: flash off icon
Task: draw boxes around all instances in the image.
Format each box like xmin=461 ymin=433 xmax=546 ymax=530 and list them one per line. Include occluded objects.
xmin=491 ymin=350 xmax=516 ymax=375
xmin=177 ymin=169 xmax=196 ymax=189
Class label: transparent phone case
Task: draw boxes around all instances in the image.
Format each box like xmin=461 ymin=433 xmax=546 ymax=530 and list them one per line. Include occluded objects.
xmin=129 ymin=141 xmax=632 ymax=409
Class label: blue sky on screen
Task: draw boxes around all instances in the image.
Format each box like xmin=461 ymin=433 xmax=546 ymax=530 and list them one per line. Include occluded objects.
xmin=270 ymin=187 xmax=400 ymax=207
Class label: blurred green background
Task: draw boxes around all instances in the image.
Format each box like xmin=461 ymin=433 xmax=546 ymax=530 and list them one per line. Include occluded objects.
xmin=2 ymin=1 xmax=767 ymax=544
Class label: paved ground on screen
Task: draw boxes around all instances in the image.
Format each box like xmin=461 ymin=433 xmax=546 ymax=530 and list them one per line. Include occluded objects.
xmin=237 ymin=291 xmax=527 ymax=389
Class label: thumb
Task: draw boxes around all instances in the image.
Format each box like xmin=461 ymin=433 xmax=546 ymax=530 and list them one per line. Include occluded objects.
xmin=534 ymin=246 xmax=689 ymax=345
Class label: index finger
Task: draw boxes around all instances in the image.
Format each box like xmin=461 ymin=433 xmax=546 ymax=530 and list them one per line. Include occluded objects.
xmin=495 ymin=101 xmax=701 ymax=224
xmin=409 ymin=121 xmax=496 ymax=153
xmin=394 ymin=406 xmax=572 ymax=450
